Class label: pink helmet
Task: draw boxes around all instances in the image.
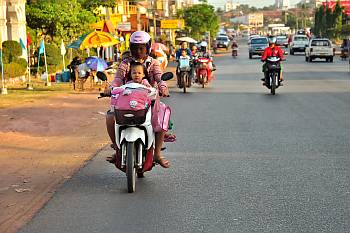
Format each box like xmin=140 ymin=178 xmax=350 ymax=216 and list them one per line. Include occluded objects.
xmin=130 ymin=31 xmax=152 ymax=55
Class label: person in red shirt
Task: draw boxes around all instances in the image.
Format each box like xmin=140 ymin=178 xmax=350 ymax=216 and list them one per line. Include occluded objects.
xmin=261 ymin=37 xmax=285 ymax=84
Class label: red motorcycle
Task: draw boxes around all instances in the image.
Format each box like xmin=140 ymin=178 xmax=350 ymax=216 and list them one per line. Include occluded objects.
xmin=232 ymin=47 xmax=238 ymax=58
xmin=231 ymin=42 xmax=238 ymax=58
xmin=195 ymin=57 xmax=212 ymax=88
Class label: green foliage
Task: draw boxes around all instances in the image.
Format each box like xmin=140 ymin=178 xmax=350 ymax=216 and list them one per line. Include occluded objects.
xmin=333 ymin=2 xmax=343 ymax=39
xmin=45 ymin=44 xmax=61 ymax=66
xmin=14 ymin=58 xmax=28 ymax=68
xmin=2 ymin=41 xmax=23 ymax=64
xmin=314 ymin=2 xmax=345 ymax=39
xmin=4 ymin=62 xmax=27 ymax=79
xmin=177 ymin=4 xmax=219 ymax=40
xmin=343 ymin=24 xmax=350 ymax=35
xmin=78 ymin=0 xmax=116 ymax=11
xmin=237 ymin=4 xmax=250 ymax=14
xmin=36 ymin=44 xmax=61 ymax=73
xmin=0 ymin=41 xmax=27 ymax=78
xmin=26 ymin=0 xmax=97 ymax=43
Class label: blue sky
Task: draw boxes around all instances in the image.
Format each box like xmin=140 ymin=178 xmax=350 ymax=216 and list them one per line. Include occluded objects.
xmin=208 ymin=0 xmax=302 ymax=9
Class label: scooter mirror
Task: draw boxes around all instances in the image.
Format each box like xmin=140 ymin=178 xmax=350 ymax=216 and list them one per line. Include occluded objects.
xmin=161 ymin=72 xmax=173 ymax=81
xmin=96 ymin=71 xmax=107 ymax=81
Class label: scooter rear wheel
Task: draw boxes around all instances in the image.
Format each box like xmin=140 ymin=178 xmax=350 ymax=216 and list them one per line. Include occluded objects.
xmin=202 ymin=72 xmax=207 ymax=88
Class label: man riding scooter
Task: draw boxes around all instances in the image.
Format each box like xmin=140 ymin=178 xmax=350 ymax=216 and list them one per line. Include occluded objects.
xmin=193 ymin=41 xmax=216 ymax=84
xmin=175 ymin=42 xmax=193 ymax=84
xmin=231 ymin=39 xmax=238 ymax=57
xmin=261 ymin=37 xmax=285 ymax=85
xmin=198 ymin=41 xmax=216 ymax=73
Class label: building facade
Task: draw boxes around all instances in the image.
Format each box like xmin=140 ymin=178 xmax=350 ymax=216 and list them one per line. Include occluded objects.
xmin=276 ymin=0 xmax=290 ymax=9
xmin=225 ymin=1 xmax=240 ymax=12
xmin=0 ymin=0 xmax=26 ymax=45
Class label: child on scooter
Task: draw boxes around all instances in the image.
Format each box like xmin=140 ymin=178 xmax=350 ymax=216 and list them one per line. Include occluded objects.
xmin=128 ymin=62 xmax=176 ymax=143
xmin=127 ymin=62 xmax=152 ymax=87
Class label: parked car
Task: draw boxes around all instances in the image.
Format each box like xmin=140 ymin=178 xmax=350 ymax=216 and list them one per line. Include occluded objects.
xmin=248 ymin=37 xmax=268 ymax=59
xmin=305 ymin=38 xmax=335 ymax=62
xmin=276 ymin=35 xmax=288 ymax=48
xmin=215 ymin=36 xmax=230 ymax=49
xmin=289 ymin=35 xmax=309 ymax=55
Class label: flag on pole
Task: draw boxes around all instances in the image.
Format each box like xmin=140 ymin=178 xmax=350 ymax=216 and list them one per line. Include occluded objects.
xmin=60 ymin=40 xmax=66 ymax=55
xmin=27 ymin=33 xmax=31 ymax=48
xmin=39 ymin=40 xmax=45 ymax=55
xmin=19 ymin=38 xmax=26 ymax=50
xmin=60 ymin=40 xmax=66 ymax=71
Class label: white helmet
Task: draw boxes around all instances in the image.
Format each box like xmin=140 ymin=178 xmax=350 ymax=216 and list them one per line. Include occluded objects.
xmin=200 ymin=41 xmax=208 ymax=47
xmin=130 ymin=31 xmax=152 ymax=55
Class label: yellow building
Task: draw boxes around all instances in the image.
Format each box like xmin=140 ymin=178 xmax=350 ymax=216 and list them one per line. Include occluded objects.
xmin=248 ymin=13 xmax=264 ymax=28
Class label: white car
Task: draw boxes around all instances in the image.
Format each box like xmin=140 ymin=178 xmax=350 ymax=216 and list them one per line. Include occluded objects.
xmin=305 ymin=38 xmax=335 ymax=63
xmin=215 ymin=36 xmax=230 ymax=49
xmin=289 ymin=35 xmax=309 ymax=55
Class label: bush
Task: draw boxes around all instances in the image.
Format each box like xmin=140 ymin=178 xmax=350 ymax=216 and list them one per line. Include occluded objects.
xmin=2 ymin=41 xmax=23 ymax=63
xmin=14 ymin=58 xmax=28 ymax=68
xmin=36 ymin=43 xmax=61 ymax=73
xmin=45 ymin=43 xmax=61 ymax=67
xmin=4 ymin=62 xmax=27 ymax=78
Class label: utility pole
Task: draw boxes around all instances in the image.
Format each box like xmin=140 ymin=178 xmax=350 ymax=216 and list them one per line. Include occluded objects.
xmin=137 ymin=4 xmax=141 ymax=31
xmin=153 ymin=0 xmax=157 ymax=41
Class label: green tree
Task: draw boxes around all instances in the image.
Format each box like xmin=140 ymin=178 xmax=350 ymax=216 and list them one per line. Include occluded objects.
xmin=314 ymin=2 xmax=345 ymax=39
xmin=26 ymin=0 xmax=97 ymax=43
xmin=285 ymin=13 xmax=297 ymax=29
xmin=177 ymin=4 xmax=219 ymax=40
xmin=325 ymin=6 xmax=334 ymax=37
xmin=333 ymin=2 xmax=344 ymax=39
xmin=237 ymin=4 xmax=250 ymax=14
xmin=78 ymin=0 xmax=117 ymax=12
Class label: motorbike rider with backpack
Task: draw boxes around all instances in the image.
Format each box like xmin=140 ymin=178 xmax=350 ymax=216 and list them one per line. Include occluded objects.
xmin=106 ymin=31 xmax=170 ymax=168
xmin=261 ymin=36 xmax=285 ymax=85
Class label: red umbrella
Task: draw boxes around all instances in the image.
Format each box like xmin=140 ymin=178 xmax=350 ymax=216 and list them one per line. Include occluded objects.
xmin=151 ymin=43 xmax=168 ymax=53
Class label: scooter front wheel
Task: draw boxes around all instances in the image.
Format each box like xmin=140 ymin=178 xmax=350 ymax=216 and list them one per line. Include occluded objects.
xmin=270 ymin=73 xmax=276 ymax=95
xmin=126 ymin=142 xmax=136 ymax=193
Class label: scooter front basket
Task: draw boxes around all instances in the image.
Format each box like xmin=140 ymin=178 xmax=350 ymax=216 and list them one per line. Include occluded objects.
xmin=114 ymin=109 xmax=148 ymax=125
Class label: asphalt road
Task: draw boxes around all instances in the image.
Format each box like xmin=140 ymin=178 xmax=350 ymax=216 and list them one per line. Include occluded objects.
xmin=20 ymin=43 xmax=350 ymax=233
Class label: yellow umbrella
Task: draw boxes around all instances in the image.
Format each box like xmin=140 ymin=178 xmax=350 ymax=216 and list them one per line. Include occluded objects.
xmin=80 ymin=31 xmax=119 ymax=49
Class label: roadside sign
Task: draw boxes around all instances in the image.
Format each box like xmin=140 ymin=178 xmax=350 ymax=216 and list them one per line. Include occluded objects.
xmin=161 ymin=20 xmax=185 ymax=29
xmin=118 ymin=22 xmax=131 ymax=31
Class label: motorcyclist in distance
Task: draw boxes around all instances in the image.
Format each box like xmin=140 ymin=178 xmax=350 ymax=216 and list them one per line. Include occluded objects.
xmin=261 ymin=36 xmax=285 ymax=85
xmin=231 ymin=39 xmax=238 ymax=56
xmin=198 ymin=41 xmax=216 ymax=72
xmin=231 ymin=39 xmax=238 ymax=49
xmin=175 ymin=41 xmax=192 ymax=60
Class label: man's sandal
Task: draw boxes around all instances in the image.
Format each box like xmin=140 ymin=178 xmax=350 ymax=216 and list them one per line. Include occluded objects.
xmin=106 ymin=154 xmax=116 ymax=163
xmin=106 ymin=144 xmax=118 ymax=163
